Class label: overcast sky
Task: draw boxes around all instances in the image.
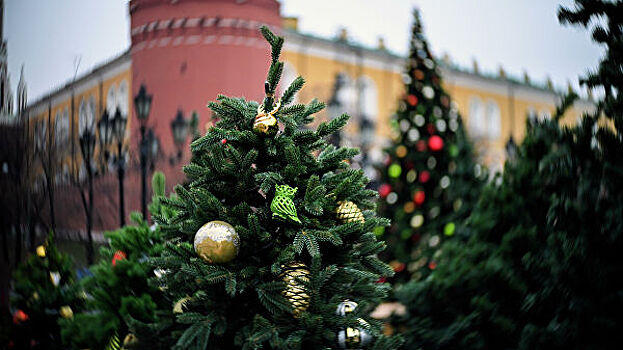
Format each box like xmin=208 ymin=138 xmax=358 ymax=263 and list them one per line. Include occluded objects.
xmin=5 ymin=0 xmax=602 ymax=103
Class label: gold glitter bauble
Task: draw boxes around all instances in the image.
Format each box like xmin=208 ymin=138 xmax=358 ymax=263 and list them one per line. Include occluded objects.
xmin=123 ymin=333 xmax=138 ymax=348
xmin=36 ymin=245 xmax=46 ymax=257
xmin=59 ymin=305 xmax=73 ymax=319
xmin=253 ymin=100 xmax=280 ymax=136
xmin=280 ymin=261 xmax=310 ymax=318
xmin=194 ymin=221 xmax=240 ymax=264
xmin=336 ymin=201 xmax=365 ymax=224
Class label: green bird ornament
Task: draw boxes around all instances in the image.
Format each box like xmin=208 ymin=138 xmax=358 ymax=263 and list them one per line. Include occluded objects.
xmin=271 ymin=184 xmax=301 ymax=224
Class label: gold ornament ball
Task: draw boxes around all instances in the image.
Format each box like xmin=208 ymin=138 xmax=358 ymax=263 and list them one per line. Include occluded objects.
xmin=280 ymin=261 xmax=310 ymax=318
xmin=253 ymin=113 xmax=279 ymax=136
xmin=194 ymin=221 xmax=240 ymax=264
xmin=36 ymin=245 xmax=46 ymax=257
xmin=123 ymin=333 xmax=138 ymax=348
xmin=336 ymin=201 xmax=365 ymax=224
xmin=59 ymin=305 xmax=73 ymax=319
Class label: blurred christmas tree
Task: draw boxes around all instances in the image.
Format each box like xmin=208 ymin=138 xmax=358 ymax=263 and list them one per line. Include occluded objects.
xmin=148 ymin=26 xmax=402 ymax=349
xmin=60 ymin=172 xmax=175 ymax=350
xmin=377 ymin=9 xmax=484 ymax=283
xmin=396 ymin=1 xmax=623 ymax=348
xmin=9 ymin=234 xmax=84 ymax=350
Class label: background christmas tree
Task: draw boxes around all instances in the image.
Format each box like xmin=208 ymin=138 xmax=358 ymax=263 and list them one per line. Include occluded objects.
xmin=9 ymin=234 xmax=84 ymax=350
xmin=60 ymin=172 xmax=174 ymax=350
xmin=377 ymin=9 xmax=484 ymax=283
xmin=395 ymin=1 xmax=623 ymax=348
xmin=148 ymin=26 xmax=402 ymax=350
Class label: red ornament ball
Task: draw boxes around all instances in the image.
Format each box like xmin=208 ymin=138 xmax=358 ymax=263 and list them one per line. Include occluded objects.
xmin=221 ymin=138 xmax=227 ymax=145
xmin=426 ymin=123 xmax=436 ymax=135
xmin=413 ymin=190 xmax=426 ymax=205
xmin=428 ymin=135 xmax=444 ymax=152
xmin=376 ymin=276 xmax=387 ymax=284
xmin=416 ymin=140 xmax=427 ymax=152
xmin=378 ymin=184 xmax=392 ymax=198
xmin=419 ymin=170 xmax=430 ymax=183
xmin=13 ymin=310 xmax=28 ymax=324
xmin=393 ymin=262 xmax=406 ymax=273
xmin=406 ymin=94 xmax=418 ymax=106
xmin=428 ymin=261 xmax=438 ymax=270
xmin=112 ymin=250 xmax=127 ymax=267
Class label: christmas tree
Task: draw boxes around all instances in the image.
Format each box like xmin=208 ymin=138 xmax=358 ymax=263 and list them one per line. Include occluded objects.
xmin=377 ymin=9 xmax=484 ymax=283
xmin=395 ymin=1 xmax=623 ymax=348
xmin=60 ymin=172 xmax=175 ymax=350
xmin=148 ymin=26 xmax=402 ymax=349
xmin=9 ymin=234 xmax=84 ymax=350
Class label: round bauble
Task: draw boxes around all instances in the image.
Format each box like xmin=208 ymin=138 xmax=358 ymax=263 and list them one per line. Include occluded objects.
xmin=36 ymin=245 xmax=46 ymax=257
xmin=123 ymin=333 xmax=139 ymax=348
xmin=388 ymin=164 xmax=401 ymax=178
xmin=59 ymin=306 xmax=73 ymax=319
xmin=336 ymin=300 xmax=358 ymax=316
xmin=419 ymin=170 xmax=430 ymax=183
xmin=280 ymin=262 xmax=310 ymax=318
xmin=428 ymin=135 xmax=444 ymax=151
xmin=406 ymin=94 xmax=418 ymax=106
xmin=337 ymin=320 xmax=373 ymax=349
xmin=413 ymin=190 xmax=426 ymax=205
xmin=378 ymin=184 xmax=392 ymax=198
xmin=253 ymin=113 xmax=278 ymax=136
xmin=194 ymin=221 xmax=240 ymax=264
xmin=336 ymin=201 xmax=365 ymax=224
xmin=13 ymin=310 xmax=28 ymax=324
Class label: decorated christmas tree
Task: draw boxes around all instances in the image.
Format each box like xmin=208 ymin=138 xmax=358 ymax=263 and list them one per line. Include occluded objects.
xmin=395 ymin=1 xmax=623 ymax=348
xmin=60 ymin=172 xmax=175 ymax=350
xmin=377 ymin=9 xmax=484 ymax=283
xmin=9 ymin=234 xmax=84 ymax=350
xmin=148 ymin=26 xmax=402 ymax=349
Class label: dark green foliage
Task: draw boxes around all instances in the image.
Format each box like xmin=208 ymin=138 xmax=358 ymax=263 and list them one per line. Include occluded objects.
xmin=150 ymin=27 xmax=402 ymax=349
xmin=61 ymin=172 xmax=174 ymax=350
xmin=10 ymin=234 xmax=84 ymax=350
xmin=378 ymin=9 xmax=484 ymax=283
xmin=396 ymin=2 xmax=623 ymax=349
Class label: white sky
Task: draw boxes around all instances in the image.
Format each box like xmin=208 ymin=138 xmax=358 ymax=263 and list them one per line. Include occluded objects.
xmin=6 ymin=0 xmax=603 ymax=102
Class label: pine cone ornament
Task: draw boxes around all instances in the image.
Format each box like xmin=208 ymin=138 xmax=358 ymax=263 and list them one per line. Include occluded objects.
xmin=336 ymin=201 xmax=365 ymax=224
xmin=271 ymin=184 xmax=301 ymax=224
xmin=280 ymin=261 xmax=310 ymax=318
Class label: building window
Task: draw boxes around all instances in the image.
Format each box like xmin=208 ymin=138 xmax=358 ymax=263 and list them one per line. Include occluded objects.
xmin=34 ymin=120 xmax=47 ymax=150
xmin=118 ymin=80 xmax=129 ymax=116
xmin=55 ymin=108 xmax=70 ymax=144
xmin=358 ymin=76 xmax=378 ymax=146
xmin=79 ymin=97 xmax=95 ymax=135
xmin=485 ymin=100 xmax=501 ymax=139
xmin=106 ymin=84 xmax=117 ymax=115
xmin=469 ymin=96 xmax=485 ymax=137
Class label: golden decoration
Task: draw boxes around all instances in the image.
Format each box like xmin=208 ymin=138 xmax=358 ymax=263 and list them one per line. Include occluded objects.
xmin=337 ymin=318 xmax=372 ymax=349
xmin=403 ymin=202 xmax=415 ymax=214
xmin=336 ymin=201 xmax=365 ymax=224
xmin=122 ymin=333 xmax=138 ymax=348
xmin=280 ymin=261 xmax=310 ymax=318
xmin=395 ymin=145 xmax=407 ymax=158
xmin=173 ymin=296 xmax=192 ymax=314
xmin=59 ymin=305 xmax=73 ymax=319
xmin=193 ymin=221 xmax=240 ymax=264
xmin=253 ymin=100 xmax=281 ymax=136
xmin=36 ymin=245 xmax=46 ymax=257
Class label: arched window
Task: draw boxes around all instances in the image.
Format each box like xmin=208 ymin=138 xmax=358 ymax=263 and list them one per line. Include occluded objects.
xmin=527 ymin=106 xmax=537 ymax=123
xmin=79 ymin=97 xmax=95 ymax=135
xmin=35 ymin=120 xmax=47 ymax=150
xmin=485 ymin=100 xmax=501 ymax=139
xmin=106 ymin=84 xmax=117 ymax=115
xmin=335 ymin=73 xmax=356 ymax=117
xmin=357 ymin=76 xmax=378 ymax=145
xmin=117 ymin=80 xmax=129 ymax=116
xmin=468 ymin=96 xmax=485 ymax=137
xmin=55 ymin=108 xmax=69 ymax=144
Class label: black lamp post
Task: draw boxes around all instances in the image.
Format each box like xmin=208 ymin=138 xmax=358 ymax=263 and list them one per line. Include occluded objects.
xmin=112 ymin=108 xmax=127 ymax=226
xmin=79 ymin=127 xmax=96 ymax=264
xmin=134 ymin=84 xmax=152 ymax=219
xmin=170 ymin=109 xmax=189 ymax=163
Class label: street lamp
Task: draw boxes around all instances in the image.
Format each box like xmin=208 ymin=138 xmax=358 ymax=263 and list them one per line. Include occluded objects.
xmin=112 ymin=108 xmax=127 ymax=226
xmin=134 ymin=84 xmax=152 ymax=219
xmin=97 ymin=110 xmax=112 ymax=162
xmin=170 ymin=109 xmax=189 ymax=163
xmin=79 ymin=127 xmax=96 ymax=264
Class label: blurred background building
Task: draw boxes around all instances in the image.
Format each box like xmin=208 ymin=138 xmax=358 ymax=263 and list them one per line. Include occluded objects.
xmin=1 ymin=0 xmax=593 ymax=262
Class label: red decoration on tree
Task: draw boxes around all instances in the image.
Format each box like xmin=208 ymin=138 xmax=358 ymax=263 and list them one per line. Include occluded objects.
xmin=393 ymin=262 xmax=406 ymax=273
xmin=407 ymin=94 xmax=418 ymax=106
xmin=428 ymin=135 xmax=444 ymax=152
xmin=416 ymin=140 xmax=427 ymax=152
xmin=378 ymin=184 xmax=392 ymax=198
xmin=221 ymin=138 xmax=227 ymax=145
xmin=419 ymin=170 xmax=430 ymax=183
xmin=426 ymin=123 xmax=436 ymax=135
xmin=13 ymin=310 xmax=28 ymax=324
xmin=376 ymin=277 xmax=387 ymax=284
xmin=428 ymin=261 xmax=438 ymax=270
xmin=414 ymin=190 xmax=426 ymax=205
xmin=112 ymin=250 xmax=127 ymax=267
